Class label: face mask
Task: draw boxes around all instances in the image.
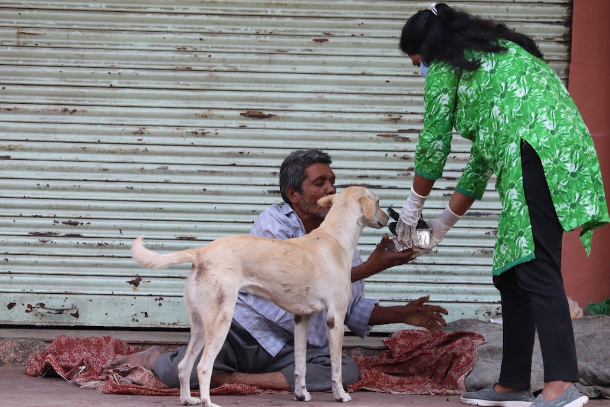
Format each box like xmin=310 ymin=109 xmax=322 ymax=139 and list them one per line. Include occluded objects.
xmin=420 ymin=62 xmax=429 ymax=78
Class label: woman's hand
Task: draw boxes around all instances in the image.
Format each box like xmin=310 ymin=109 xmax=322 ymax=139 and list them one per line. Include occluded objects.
xmin=396 ymin=187 xmax=428 ymax=243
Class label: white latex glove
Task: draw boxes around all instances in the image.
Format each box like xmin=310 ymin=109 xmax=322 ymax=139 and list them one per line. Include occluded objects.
xmin=396 ymin=187 xmax=428 ymax=243
xmin=420 ymin=204 xmax=462 ymax=250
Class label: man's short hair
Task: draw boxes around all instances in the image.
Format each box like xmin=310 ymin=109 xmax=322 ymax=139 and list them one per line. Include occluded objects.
xmin=279 ymin=149 xmax=332 ymax=204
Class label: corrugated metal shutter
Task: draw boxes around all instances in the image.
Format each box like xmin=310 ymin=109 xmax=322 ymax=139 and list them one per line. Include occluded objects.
xmin=0 ymin=0 xmax=572 ymax=329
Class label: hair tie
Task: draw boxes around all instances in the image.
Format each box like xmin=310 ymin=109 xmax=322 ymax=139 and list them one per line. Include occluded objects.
xmin=428 ymin=3 xmax=438 ymax=16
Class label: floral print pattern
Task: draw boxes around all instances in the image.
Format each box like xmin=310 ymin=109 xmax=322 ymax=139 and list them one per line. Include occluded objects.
xmin=414 ymin=40 xmax=609 ymax=275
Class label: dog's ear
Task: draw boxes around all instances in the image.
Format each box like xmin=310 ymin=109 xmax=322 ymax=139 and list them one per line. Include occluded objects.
xmin=317 ymin=193 xmax=336 ymax=208
xmin=359 ymin=196 xmax=376 ymax=220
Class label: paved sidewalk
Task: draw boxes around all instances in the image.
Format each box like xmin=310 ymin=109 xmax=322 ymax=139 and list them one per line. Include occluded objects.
xmin=4 ymin=366 xmax=609 ymax=407
xmin=3 ymin=365 xmax=463 ymax=407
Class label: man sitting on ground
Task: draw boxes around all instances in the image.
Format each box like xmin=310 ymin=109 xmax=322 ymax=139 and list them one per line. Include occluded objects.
xmin=105 ymin=149 xmax=448 ymax=391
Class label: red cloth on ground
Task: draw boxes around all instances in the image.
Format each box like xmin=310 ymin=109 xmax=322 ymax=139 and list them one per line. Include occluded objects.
xmin=24 ymin=334 xmax=276 ymax=396
xmin=349 ymin=330 xmax=486 ymax=395
xmin=25 ymin=330 xmax=485 ymax=396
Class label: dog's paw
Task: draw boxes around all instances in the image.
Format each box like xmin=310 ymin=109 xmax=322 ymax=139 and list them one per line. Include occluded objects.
xmin=294 ymin=390 xmax=312 ymax=402
xmin=334 ymin=391 xmax=351 ymax=403
xmin=180 ymin=396 xmax=202 ymax=405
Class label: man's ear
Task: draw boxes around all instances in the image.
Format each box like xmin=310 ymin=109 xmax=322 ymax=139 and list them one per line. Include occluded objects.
xmin=317 ymin=193 xmax=337 ymax=208
xmin=286 ymin=187 xmax=299 ymax=206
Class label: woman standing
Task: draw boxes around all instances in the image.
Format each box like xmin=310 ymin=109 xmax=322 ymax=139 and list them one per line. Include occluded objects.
xmin=395 ymin=3 xmax=608 ymax=407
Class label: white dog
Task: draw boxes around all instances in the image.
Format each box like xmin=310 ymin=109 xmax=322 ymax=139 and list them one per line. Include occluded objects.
xmin=131 ymin=186 xmax=389 ymax=407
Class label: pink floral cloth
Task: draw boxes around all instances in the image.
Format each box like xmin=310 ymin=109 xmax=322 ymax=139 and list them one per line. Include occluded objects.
xmin=25 ymin=334 xmax=276 ymax=396
xmin=348 ymin=330 xmax=486 ymax=394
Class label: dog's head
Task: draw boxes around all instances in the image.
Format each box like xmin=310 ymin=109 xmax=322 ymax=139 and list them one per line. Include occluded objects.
xmin=318 ymin=187 xmax=389 ymax=229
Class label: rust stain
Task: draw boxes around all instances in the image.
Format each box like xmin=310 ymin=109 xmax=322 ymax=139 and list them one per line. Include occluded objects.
xmin=16 ymin=31 xmax=42 ymax=35
xmin=7 ymin=302 xmax=16 ymax=310
xmin=0 ymin=155 xmax=11 ymax=159
xmin=313 ymin=38 xmax=329 ymax=43
xmin=468 ymin=212 xmax=496 ymax=218
xmin=382 ymin=114 xmax=403 ymax=123
xmin=376 ymin=133 xmax=411 ymax=142
xmin=61 ymin=108 xmax=78 ymax=114
xmin=240 ymin=111 xmax=276 ymax=119
xmin=188 ymin=130 xmax=210 ymax=136
xmin=61 ymin=220 xmax=81 ymax=226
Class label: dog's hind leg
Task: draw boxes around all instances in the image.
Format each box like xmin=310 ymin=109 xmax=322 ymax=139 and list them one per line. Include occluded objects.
xmin=327 ymin=311 xmax=351 ymax=403
xmin=293 ymin=314 xmax=312 ymax=402
xmin=195 ymin=308 xmax=234 ymax=407
xmin=178 ymin=302 xmax=207 ymax=405
xmin=178 ymin=290 xmax=205 ymax=405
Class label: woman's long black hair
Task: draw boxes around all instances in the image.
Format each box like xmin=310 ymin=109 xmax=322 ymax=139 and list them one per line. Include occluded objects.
xmin=399 ymin=3 xmax=543 ymax=71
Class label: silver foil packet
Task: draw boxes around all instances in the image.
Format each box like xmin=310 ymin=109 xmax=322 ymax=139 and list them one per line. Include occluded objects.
xmin=385 ymin=207 xmax=431 ymax=253
xmin=387 ymin=228 xmax=431 ymax=253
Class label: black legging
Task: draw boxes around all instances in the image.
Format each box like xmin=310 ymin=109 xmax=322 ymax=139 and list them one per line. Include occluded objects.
xmin=493 ymin=140 xmax=579 ymax=390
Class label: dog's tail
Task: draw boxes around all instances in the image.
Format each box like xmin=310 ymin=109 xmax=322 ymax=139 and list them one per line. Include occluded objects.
xmin=131 ymin=236 xmax=196 ymax=269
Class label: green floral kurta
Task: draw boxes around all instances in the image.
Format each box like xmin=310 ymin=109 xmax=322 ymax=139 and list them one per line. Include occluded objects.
xmin=415 ymin=40 xmax=609 ymax=275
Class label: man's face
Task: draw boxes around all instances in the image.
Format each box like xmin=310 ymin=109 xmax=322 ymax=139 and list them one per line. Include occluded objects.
xmin=291 ymin=163 xmax=336 ymax=221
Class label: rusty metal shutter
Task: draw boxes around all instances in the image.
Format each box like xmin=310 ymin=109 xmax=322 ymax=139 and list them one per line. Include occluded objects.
xmin=0 ymin=0 xmax=572 ymax=329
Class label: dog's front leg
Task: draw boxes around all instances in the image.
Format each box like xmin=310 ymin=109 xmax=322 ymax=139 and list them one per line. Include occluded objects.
xmin=327 ymin=311 xmax=351 ymax=403
xmin=293 ymin=314 xmax=312 ymax=402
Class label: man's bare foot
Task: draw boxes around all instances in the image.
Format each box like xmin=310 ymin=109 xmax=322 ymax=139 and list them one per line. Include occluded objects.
xmin=210 ymin=371 xmax=290 ymax=391
xmin=210 ymin=372 xmax=235 ymax=388
xmin=103 ymin=345 xmax=164 ymax=372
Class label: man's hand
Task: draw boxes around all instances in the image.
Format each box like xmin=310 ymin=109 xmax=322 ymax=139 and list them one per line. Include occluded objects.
xmin=399 ymin=295 xmax=448 ymax=333
xmin=351 ymin=234 xmax=415 ymax=282
xmin=368 ymin=295 xmax=448 ymax=332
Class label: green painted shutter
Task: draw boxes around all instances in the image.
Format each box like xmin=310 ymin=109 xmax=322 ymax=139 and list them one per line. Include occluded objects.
xmin=0 ymin=0 xmax=572 ymax=329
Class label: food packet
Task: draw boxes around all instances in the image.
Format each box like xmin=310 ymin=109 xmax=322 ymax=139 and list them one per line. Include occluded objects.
xmin=386 ymin=207 xmax=431 ymax=253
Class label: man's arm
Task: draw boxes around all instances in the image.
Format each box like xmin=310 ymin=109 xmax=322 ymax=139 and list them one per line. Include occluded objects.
xmin=368 ymin=296 xmax=448 ymax=332
xmin=347 ymin=235 xmax=447 ymax=333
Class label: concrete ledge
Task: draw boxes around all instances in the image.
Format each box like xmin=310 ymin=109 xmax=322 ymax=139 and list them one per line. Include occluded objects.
xmin=0 ymin=327 xmax=388 ymax=367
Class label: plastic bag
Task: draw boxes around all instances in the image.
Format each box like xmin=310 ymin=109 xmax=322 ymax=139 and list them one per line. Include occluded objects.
xmin=585 ymin=297 xmax=610 ymax=316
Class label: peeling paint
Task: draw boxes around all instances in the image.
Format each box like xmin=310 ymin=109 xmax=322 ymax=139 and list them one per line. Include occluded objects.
xmin=468 ymin=212 xmax=497 ymax=218
xmin=382 ymin=114 xmax=403 ymax=123
xmin=61 ymin=220 xmax=81 ymax=227
xmin=240 ymin=111 xmax=276 ymax=119
xmin=7 ymin=303 xmax=16 ymax=310
xmin=376 ymin=134 xmax=411 ymax=142
xmin=28 ymin=232 xmax=59 ymax=236
xmin=127 ymin=277 xmax=143 ymax=288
